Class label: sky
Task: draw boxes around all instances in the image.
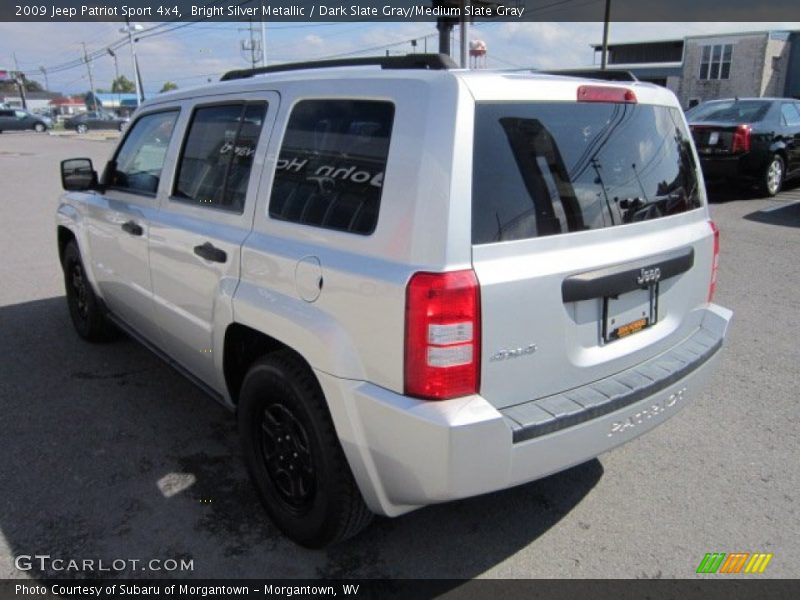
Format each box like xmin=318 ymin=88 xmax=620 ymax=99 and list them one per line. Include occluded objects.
xmin=1 ymin=20 xmax=799 ymax=96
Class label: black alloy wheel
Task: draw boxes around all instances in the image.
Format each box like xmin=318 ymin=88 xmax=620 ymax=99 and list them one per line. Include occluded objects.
xmin=238 ymin=351 xmax=373 ymax=547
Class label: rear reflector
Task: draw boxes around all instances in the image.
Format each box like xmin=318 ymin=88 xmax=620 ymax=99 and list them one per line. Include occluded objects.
xmin=577 ymin=85 xmax=637 ymax=104
xmin=405 ymin=270 xmax=480 ymax=400
xmin=731 ymin=124 xmax=751 ymax=154
xmin=708 ymin=220 xmax=720 ymax=302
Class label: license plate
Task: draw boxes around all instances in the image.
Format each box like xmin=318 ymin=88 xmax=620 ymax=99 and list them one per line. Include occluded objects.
xmin=602 ymin=286 xmax=658 ymax=343
xmin=611 ymin=317 xmax=649 ymax=340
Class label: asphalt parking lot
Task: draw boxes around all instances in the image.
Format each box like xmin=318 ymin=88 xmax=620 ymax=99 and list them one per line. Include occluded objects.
xmin=0 ymin=132 xmax=798 ymax=580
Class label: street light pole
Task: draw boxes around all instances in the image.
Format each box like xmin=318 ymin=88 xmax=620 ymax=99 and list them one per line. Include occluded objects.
xmin=261 ymin=20 xmax=267 ymax=66
xmin=107 ymin=48 xmax=119 ymax=83
xmin=460 ymin=0 xmax=469 ymax=69
xmin=39 ymin=66 xmax=49 ymax=91
xmin=121 ymin=19 xmax=142 ymax=107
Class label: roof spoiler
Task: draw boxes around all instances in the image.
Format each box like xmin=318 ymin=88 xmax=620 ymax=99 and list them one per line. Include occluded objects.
xmin=539 ymin=69 xmax=639 ymax=82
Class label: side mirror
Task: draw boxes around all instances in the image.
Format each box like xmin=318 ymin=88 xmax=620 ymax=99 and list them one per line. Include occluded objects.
xmin=61 ymin=158 xmax=98 ymax=191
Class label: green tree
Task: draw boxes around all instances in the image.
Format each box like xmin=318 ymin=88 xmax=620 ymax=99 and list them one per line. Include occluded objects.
xmin=160 ymin=81 xmax=178 ymax=93
xmin=0 ymin=79 xmax=44 ymax=93
xmin=23 ymin=79 xmax=43 ymax=92
xmin=111 ymin=75 xmax=135 ymax=93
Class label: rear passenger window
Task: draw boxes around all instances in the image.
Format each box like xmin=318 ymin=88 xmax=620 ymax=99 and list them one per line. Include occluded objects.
xmin=109 ymin=110 xmax=178 ymax=195
xmin=269 ymin=100 xmax=394 ymax=235
xmin=780 ymin=103 xmax=800 ymax=126
xmin=174 ymin=103 xmax=267 ymax=213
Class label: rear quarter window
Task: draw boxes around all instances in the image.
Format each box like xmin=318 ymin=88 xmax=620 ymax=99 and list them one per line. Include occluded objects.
xmin=268 ymin=99 xmax=394 ymax=235
xmin=472 ymin=102 xmax=702 ymax=244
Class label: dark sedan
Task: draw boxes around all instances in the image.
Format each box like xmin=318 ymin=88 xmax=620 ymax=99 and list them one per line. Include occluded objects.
xmin=687 ymin=98 xmax=800 ymax=196
xmin=64 ymin=111 xmax=129 ymax=134
xmin=0 ymin=108 xmax=52 ymax=133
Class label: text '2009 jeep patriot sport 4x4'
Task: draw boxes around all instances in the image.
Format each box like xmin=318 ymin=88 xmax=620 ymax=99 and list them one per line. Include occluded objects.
xmin=56 ymin=54 xmax=732 ymax=548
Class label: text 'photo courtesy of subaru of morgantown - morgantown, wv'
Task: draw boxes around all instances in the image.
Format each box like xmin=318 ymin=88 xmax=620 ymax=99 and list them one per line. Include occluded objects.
xmin=56 ymin=54 xmax=732 ymax=548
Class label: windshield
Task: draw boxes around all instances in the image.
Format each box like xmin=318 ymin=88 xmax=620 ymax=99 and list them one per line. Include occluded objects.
xmin=472 ymin=102 xmax=702 ymax=244
xmin=686 ymin=100 xmax=770 ymax=123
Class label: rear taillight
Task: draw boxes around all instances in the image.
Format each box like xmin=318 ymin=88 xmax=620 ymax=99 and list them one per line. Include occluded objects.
xmin=731 ymin=124 xmax=751 ymax=153
xmin=577 ymin=85 xmax=637 ymax=104
xmin=405 ymin=270 xmax=480 ymax=400
xmin=708 ymin=220 xmax=720 ymax=303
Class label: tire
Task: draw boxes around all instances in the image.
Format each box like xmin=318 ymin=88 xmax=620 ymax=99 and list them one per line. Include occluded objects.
xmin=61 ymin=241 xmax=119 ymax=342
xmin=760 ymin=154 xmax=784 ymax=197
xmin=34 ymin=122 xmax=46 ymax=133
xmin=238 ymin=350 xmax=373 ymax=548
xmin=76 ymin=124 xmax=88 ymax=134
xmin=118 ymin=122 xmax=126 ymax=132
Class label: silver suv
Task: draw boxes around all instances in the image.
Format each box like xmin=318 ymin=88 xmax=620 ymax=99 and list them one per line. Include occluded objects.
xmin=56 ymin=55 xmax=732 ymax=547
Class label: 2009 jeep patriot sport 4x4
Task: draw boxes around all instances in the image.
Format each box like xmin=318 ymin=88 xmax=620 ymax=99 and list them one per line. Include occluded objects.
xmin=56 ymin=54 xmax=732 ymax=547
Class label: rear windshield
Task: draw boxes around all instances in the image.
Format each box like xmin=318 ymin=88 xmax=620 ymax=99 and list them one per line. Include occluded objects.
xmin=472 ymin=102 xmax=702 ymax=244
xmin=686 ymin=100 xmax=770 ymax=123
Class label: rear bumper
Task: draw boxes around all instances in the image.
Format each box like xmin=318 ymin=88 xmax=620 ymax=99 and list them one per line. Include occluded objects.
xmin=317 ymin=304 xmax=732 ymax=517
xmin=699 ymin=153 xmax=764 ymax=181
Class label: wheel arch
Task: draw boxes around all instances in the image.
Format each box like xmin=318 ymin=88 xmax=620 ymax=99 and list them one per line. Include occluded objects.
xmin=223 ymin=322 xmax=310 ymax=406
xmin=768 ymin=141 xmax=788 ymax=165
xmin=57 ymin=225 xmax=76 ymax=265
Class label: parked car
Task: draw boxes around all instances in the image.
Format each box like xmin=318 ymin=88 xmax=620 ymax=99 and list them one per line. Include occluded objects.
xmin=56 ymin=55 xmax=732 ymax=547
xmin=64 ymin=111 xmax=129 ymax=133
xmin=686 ymin=97 xmax=800 ymax=196
xmin=0 ymin=108 xmax=52 ymax=133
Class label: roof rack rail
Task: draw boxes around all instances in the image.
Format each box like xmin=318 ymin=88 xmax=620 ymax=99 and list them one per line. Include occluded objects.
xmin=539 ymin=69 xmax=639 ymax=82
xmin=220 ymin=53 xmax=458 ymax=82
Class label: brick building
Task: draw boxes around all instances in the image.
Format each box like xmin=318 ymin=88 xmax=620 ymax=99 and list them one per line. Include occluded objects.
xmin=591 ymin=30 xmax=800 ymax=109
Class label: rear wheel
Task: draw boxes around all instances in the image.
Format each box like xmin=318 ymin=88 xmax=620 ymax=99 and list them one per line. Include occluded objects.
xmin=76 ymin=124 xmax=88 ymax=134
xmin=238 ymin=351 xmax=373 ymax=548
xmin=760 ymin=154 xmax=784 ymax=197
xmin=62 ymin=241 xmax=118 ymax=342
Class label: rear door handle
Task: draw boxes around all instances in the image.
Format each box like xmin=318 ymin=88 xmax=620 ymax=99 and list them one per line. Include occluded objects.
xmin=121 ymin=220 xmax=143 ymax=236
xmin=193 ymin=242 xmax=227 ymax=263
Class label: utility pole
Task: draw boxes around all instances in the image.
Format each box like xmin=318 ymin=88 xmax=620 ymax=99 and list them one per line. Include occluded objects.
xmin=601 ymin=0 xmax=611 ymax=70
xmin=82 ymin=42 xmax=98 ymax=112
xmin=39 ymin=66 xmax=49 ymax=91
xmin=240 ymin=19 xmax=259 ymax=68
xmin=12 ymin=52 xmax=27 ymax=109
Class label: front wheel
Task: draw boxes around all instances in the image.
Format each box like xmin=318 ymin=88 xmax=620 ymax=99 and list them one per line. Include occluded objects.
xmin=760 ymin=154 xmax=784 ymax=197
xmin=238 ymin=351 xmax=373 ymax=548
xmin=62 ymin=241 xmax=119 ymax=342
xmin=76 ymin=124 xmax=88 ymax=134
xmin=34 ymin=122 xmax=46 ymax=133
